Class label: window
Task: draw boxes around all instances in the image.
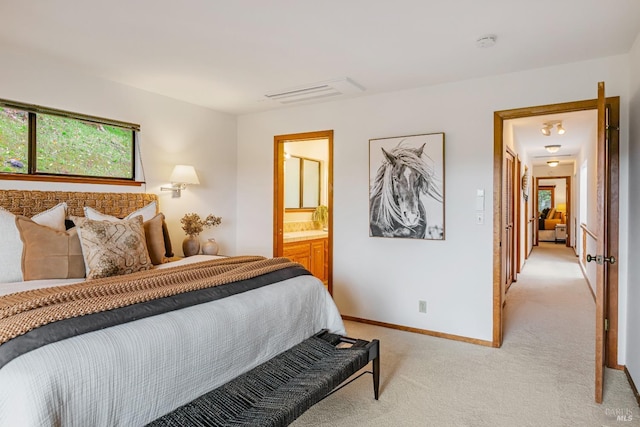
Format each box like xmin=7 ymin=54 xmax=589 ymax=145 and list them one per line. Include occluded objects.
xmin=0 ymin=99 xmax=139 ymax=183
xmin=538 ymin=186 xmax=555 ymax=211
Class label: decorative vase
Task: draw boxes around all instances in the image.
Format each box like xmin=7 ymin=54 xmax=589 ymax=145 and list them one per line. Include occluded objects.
xmin=182 ymin=236 xmax=200 ymax=257
xmin=202 ymin=238 xmax=219 ymax=255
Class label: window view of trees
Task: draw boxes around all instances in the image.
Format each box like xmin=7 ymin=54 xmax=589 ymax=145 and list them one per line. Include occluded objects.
xmin=1 ymin=105 xmax=135 ymax=179
xmin=0 ymin=108 xmax=28 ymax=173
xmin=538 ymin=188 xmax=553 ymax=210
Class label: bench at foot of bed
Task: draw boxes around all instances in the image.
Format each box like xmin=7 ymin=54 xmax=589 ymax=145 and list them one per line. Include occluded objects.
xmin=147 ymin=330 xmax=380 ymax=427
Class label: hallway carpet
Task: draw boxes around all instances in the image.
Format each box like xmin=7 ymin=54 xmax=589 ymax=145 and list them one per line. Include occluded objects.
xmin=293 ymin=243 xmax=639 ymax=426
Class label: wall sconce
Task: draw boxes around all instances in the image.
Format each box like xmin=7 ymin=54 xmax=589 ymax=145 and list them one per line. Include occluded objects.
xmin=541 ymin=121 xmax=565 ymax=136
xmin=547 ymin=160 xmax=560 ymax=167
xmin=161 ymin=165 xmax=200 ymax=197
xmin=544 ymin=144 xmax=561 ymax=153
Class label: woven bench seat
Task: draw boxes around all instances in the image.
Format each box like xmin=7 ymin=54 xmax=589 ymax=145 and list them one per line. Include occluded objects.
xmin=147 ymin=330 xmax=380 ymax=427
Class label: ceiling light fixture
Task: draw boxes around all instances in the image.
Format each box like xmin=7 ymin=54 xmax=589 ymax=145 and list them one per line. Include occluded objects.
xmin=545 ymin=144 xmax=561 ymax=153
xmin=547 ymin=160 xmax=560 ymax=167
xmin=541 ymin=120 xmax=565 ymax=136
xmin=541 ymin=125 xmax=552 ymax=136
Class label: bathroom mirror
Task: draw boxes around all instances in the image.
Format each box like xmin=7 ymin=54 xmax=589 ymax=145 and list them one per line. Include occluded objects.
xmin=285 ymin=156 xmax=321 ymax=209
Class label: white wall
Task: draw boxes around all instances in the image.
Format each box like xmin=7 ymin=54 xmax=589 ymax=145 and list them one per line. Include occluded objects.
xmin=0 ymin=50 xmax=238 ymax=256
xmin=237 ymin=55 xmax=630 ymax=345
xmin=626 ymin=32 xmax=640 ymax=389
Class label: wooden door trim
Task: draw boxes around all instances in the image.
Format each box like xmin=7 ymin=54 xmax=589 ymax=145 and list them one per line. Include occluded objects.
xmin=606 ymin=96 xmax=620 ymax=369
xmin=273 ymin=130 xmax=334 ymax=294
xmin=505 ymin=147 xmax=517 ymax=289
xmin=595 ymin=82 xmax=606 ymax=403
xmin=516 ymin=156 xmax=522 ymax=274
xmin=493 ymin=97 xmax=619 ymax=361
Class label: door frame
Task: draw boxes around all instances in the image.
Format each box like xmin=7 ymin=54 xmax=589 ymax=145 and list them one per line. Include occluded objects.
xmin=504 ymin=147 xmax=517 ymax=294
xmin=273 ymin=130 xmax=334 ymax=294
xmin=534 ymin=176 xmax=572 ymax=247
xmin=516 ymin=156 xmax=522 ymax=274
xmin=492 ymin=97 xmax=620 ymax=365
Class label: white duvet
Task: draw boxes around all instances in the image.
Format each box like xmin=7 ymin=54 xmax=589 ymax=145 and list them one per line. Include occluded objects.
xmin=0 ymin=256 xmax=345 ymax=426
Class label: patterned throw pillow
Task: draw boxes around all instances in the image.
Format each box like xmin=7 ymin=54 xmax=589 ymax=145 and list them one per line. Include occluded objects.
xmin=74 ymin=216 xmax=152 ymax=279
xmin=84 ymin=202 xmax=174 ymax=261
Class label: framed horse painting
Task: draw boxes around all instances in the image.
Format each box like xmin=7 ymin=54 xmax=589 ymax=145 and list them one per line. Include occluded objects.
xmin=369 ymin=132 xmax=444 ymax=240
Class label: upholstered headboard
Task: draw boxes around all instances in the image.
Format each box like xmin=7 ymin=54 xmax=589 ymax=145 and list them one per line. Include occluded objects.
xmin=0 ymin=190 xmax=158 ymax=218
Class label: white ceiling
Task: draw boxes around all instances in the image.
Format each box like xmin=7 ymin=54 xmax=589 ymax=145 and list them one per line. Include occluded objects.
xmin=509 ymin=109 xmax=597 ymax=167
xmin=1 ymin=1 xmax=639 ymax=115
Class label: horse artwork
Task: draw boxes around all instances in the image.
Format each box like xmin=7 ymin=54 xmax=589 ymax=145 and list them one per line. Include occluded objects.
xmin=369 ymin=133 xmax=444 ymax=239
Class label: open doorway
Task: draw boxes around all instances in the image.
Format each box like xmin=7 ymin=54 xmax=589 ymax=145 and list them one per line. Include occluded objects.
xmin=493 ymin=95 xmax=620 ymax=377
xmin=534 ymin=176 xmax=570 ymax=247
xmin=273 ymin=130 xmax=334 ymax=293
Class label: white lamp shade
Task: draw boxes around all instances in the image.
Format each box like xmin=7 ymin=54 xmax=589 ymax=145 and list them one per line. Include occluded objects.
xmin=170 ymin=165 xmax=200 ymax=184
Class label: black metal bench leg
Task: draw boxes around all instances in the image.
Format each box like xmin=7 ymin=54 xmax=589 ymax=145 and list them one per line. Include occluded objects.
xmin=367 ymin=339 xmax=380 ymax=400
xmin=373 ymin=351 xmax=380 ymax=400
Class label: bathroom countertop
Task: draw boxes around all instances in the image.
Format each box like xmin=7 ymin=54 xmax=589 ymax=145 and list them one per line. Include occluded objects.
xmin=283 ymin=230 xmax=328 ymax=243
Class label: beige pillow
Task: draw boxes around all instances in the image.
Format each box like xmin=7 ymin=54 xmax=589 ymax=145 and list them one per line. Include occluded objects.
xmin=15 ymin=216 xmax=85 ymax=281
xmin=74 ymin=216 xmax=152 ymax=279
xmin=0 ymin=203 xmax=68 ymax=283
xmin=143 ymin=213 xmax=169 ymax=265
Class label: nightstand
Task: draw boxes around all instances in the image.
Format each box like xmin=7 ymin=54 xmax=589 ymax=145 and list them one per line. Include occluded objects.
xmin=555 ymin=224 xmax=567 ymax=243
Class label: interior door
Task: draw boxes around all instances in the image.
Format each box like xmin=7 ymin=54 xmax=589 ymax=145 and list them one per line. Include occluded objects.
xmin=504 ymin=149 xmax=515 ymax=292
xmin=594 ymin=81 xmax=608 ymax=403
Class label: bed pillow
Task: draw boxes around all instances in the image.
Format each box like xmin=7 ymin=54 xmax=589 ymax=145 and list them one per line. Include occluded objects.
xmin=0 ymin=203 xmax=68 ymax=283
xmin=15 ymin=216 xmax=85 ymax=281
xmin=74 ymin=216 xmax=152 ymax=280
xmin=84 ymin=201 xmax=157 ymax=222
xmin=143 ymin=213 xmax=169 ymax=265
xmin=84 ymin=202 xmax=173 ymax=260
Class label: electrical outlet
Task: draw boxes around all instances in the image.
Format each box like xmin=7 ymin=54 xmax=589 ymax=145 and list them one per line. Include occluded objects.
xmin=418 ymin=300 xmax=427 ymax=314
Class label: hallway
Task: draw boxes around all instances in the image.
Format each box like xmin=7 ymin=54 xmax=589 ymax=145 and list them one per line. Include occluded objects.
xmin=503 ymin=241 xmax=639 ymax=423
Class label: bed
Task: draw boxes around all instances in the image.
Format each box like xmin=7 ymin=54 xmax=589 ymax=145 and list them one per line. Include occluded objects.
xmin=0 ymin=189 xmax=345 ymax=426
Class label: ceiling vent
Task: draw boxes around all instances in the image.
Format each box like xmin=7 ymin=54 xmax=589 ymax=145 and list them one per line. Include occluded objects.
xmin=534 ymin=154 xmax=573 ymax=158
xmin=263 ymin=78 xmax=365 ymax=105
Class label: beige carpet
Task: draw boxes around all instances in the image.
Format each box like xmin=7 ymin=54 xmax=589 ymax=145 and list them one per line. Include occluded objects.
xmin=293 ymin=242 xmax=640 ymax=426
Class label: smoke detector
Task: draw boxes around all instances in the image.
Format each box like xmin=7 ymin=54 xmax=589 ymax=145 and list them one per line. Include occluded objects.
xmin=476 ymin=34 xmax=497 ymax=48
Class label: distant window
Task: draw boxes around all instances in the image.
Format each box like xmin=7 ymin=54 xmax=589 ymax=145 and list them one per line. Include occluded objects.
xmin=538 ymin=186 xmax=555 ymax=211
xmin=0 ymin=99 xmax=139 ymax=182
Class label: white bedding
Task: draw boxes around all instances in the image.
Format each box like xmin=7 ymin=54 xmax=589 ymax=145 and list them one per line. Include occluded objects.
xmin=0 ymin=256 xmax=345 ymax=426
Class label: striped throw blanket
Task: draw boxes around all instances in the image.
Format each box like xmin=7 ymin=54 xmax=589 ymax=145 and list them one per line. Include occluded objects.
xmin=0 ymin=256 xmax=301 ymax=346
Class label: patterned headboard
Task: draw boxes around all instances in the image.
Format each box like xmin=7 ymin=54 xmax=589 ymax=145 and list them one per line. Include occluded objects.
xmin=0 ymin=190 xmax=158 ymax=218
